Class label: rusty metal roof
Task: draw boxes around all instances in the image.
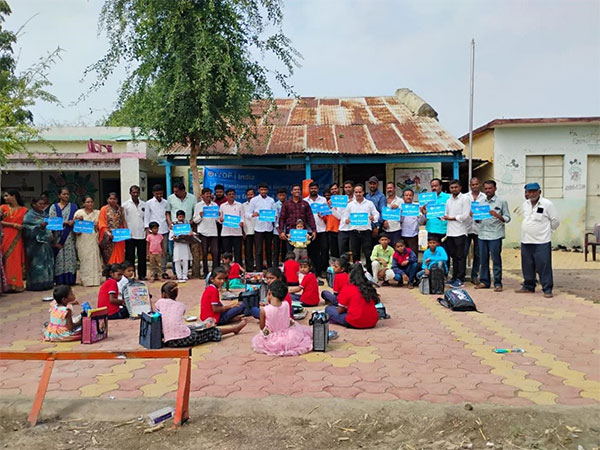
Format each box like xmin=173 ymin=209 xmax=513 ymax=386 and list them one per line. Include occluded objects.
xmin=162 ymin=93 xmax=464 ymax=157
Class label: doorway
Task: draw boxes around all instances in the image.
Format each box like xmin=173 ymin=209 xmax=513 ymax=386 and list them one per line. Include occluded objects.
xmin=585 ymin=155 xmax=600 ymax=231
xmin=101 ymin=179 xmax=121 ymax=204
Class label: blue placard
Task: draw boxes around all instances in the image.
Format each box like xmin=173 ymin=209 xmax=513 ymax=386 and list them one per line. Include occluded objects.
xmin=382 ymin=207 xmax=401 ymax=221
xmin=290 ymin=229 xmax=307 ymax=243
xmin=203 ymin=205 xmax=219 ymax=218
xmin=73 ymin=220 xmax=94 ymax=234
xmin=173 ymin=223 xmax=192 ymax=236
xmin=319 ymin=204 xmax=332 ymax=216
xmin=258 ymin=209 xmax=276 ymax=222
xmin=112 ymin=228 xmax=131 ymax=242
xmin=401 ymin=203 xmax=420 ymax=217
xmin=472 ymin=204 xmax=492 ymax=221
xmin=427 ymin=204 xmax=445 ymax=219
xmin=223 ymin=214 xmax=241 ymax=229
xmin=310 ymin=202 xmax=321 ymax=213
xmin=46 ymin=217 xmax=64 ymax=231
xmin=419 ymin=192 xmax=437 ymax=206
xmin=350 ymin=212 xmax=369 ymax=226
xmin=331 ymin=195 xmax=349 ymax=208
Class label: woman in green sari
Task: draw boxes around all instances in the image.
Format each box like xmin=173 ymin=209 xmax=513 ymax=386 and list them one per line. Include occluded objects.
xmin=23 ymin=196 xmax=55 ymax=291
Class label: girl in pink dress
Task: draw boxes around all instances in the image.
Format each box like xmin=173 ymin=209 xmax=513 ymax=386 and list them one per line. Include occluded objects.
xmin=252 ymin=280 xmax=312 ymax=356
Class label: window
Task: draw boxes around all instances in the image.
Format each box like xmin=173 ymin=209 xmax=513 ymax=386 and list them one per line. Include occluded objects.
xmin=525 ymin=155 xmax=564 ymax=198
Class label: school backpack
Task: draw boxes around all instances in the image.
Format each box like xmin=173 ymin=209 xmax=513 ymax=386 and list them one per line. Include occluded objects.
xmin=375 ymin=302 xmax=390 ymax=319
xmin=429 ymin=265 xmax=445 ymax=295
xmin=326 ymin=267 xmax=335 ymax=288
xmin=438 ymin=288 xmax=479 ymax=312
xmin=239 ymin=289 xmax=260 ymax=316
xmin=419 ymin=275 xmax=430 ymax=295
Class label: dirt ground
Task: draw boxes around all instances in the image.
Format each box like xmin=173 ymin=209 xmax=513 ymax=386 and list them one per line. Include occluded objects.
xmin=509 ymin=269 xmax=600 ymax=301
xmin=0 ymin=397 xmax=598 ymax=450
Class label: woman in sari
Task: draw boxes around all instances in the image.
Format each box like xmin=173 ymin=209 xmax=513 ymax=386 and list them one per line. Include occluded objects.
xmin=48 ymin=188 xmax=78 ymax=285
xmin=74 ymin=196 xmax=103 ymax=286
xmin=1 ymin=189 xmax=27 ymax=292
xmin=23 ymin=197 xmax=55 ymax=291
xmin=98 ymin=192 xmax=128 ymax=265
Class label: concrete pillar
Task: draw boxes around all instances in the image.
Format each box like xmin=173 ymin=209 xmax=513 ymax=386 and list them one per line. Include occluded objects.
xmin=120 ymin=157 xmax=140 ymax=201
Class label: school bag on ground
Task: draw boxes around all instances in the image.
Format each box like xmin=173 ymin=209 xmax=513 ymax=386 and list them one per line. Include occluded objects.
xmin=326 ymin=267 xmax=335 ymax=288
xmin=419 ymin=275 xmax=430 ymax=295
xmin=139 ymin=312 xmax=163 ymax=349
xmin=239 ymin=289 xmax=260 ymax=316
xmin=309 ymin=311 xmax=329 ymax=352
xmin=375 ymin=302 xmax=390 ymax=319
xmin=438 ymin=289 xmax=479 ymax=312
xmin=429 ymin=265 xmax=445 ymax=295
xmin=81 ymin=307 xmax=108 ymax=344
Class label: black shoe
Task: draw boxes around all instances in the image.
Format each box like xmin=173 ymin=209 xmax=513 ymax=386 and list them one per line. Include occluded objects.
xmin=317 ymin=280 xmax=325 ymax=286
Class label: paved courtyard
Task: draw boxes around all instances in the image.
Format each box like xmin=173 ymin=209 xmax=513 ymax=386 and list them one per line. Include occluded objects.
xmin=0 ymin=250 xmax=598 ymax=407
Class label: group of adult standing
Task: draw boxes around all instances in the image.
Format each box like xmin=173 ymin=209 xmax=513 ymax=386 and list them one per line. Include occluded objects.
xmin=0 ymin=187 xmax=132 ymax=293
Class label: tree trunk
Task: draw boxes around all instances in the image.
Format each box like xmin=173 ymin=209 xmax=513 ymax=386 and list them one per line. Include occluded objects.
xmin=190 ymin=141 xmax=201 ymax=200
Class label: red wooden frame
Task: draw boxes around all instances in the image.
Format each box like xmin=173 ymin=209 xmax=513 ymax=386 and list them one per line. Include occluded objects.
xmin=0 ymin=350 xmax=192 ymax=427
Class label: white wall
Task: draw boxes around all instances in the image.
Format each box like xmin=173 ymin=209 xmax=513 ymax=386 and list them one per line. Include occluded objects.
xmin=493 ymin=124 xmax=600 ymax=246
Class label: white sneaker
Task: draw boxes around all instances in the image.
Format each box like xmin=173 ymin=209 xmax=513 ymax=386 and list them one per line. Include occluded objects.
xmin=177 ymin=279 xmax=187 ymax=283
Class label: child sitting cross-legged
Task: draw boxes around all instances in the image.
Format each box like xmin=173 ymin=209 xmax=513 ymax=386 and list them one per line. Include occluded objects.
xmin=321 ymin=255 xmax=350 ymax=306
xmin=288 ymin=259 xmax=320 ymax=307
xmin=416 ymin=236 xmax=448 ymax=281
xmin=98 ymin=263 xmax=130 ymax=320
xmin=200 ymin=266 xmax=246 ymax=325
xmin=43 ymin=285 xmax=82 ymax=342
xmin=222 ymin=252 xmax=245 ymax=290
xmin=283 ymin=251 xmax=300 ymax=286
xmin=391 ymin=239 xmax=419 ymax=288
xmin=251 ymin=280 xmax=313 ymax=356
xmin=157 ymin=281 xmax=246 ymax=347
xmin=325 ymin=263 xmax=379 ymax=329
xmin=249 ymin=267 xmax=293 ymax=319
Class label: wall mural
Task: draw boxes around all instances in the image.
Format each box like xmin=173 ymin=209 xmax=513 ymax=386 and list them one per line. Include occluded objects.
xmin=46 ymin=172 xmax=98 ymax=205
xmin=393 ymin=168 xmax=434 ymax=198
xmin=566 ymin=158 xmax=585 ymax=191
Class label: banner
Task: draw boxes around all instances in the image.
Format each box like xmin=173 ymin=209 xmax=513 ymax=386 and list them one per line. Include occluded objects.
xmin=202 ymin=167 xmax=333 ymax=203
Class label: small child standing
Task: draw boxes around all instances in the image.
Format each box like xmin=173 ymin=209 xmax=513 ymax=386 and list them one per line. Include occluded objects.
xmin=289 ymin=259 xmax=320 ymax=307
xmin=321 ymin=255 xmax=350 ymax=306
xmin=283 ymin=251 xmax=300 ymax=286
xmin=98 ymin=264 xmax=129 ymax=320
xmin=391 ymin=239 xmax=419 ymax=288
xmin=251 ymin=280 xmax=313 ymax=356
xmin=43 ymin=285 xmax=82 ymax=342
xmin=288 ymin=219 xmax=311 ymax=261
xmin=146 ymin=221 xmax=164 ymax=281
xmin=370 ymin=232 xmax=395 ymax=286
xmin=417 ymin=237 xmax=449 ymax=280
xmin=157 ymin=281 xmax=246 ymax=347
xmin=222 ymin=252 xmax=245 ymax=290
xmin=200 ymin=266 xmax=246 ymax=325
xmin=169 ymin=210 xmax=192 ymax=282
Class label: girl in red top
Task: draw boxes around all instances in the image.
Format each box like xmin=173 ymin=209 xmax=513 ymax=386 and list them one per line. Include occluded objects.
xmin=321 ymin=256 xmax=350 ymax=306
xmin=289 ymin=259 xmax=320 ymax=306
xmin=97 ymin=264 xmax=130 ymax=319
xmin=250 ymin=267 xmax=293 ymax=319
xmin=200 ymin=266 xmax=246 ymax=325
xmin=283 ymin=252 xmax=300 ymax=286
xmin=325 ymin=264 xmax=379 ymax=329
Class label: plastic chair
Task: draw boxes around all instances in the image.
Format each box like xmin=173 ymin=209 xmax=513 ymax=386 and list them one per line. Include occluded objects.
xmin=584 ymin=223 xmax=600 ymax=261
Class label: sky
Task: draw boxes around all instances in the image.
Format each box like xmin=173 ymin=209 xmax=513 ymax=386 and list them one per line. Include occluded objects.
xmin=5 ymin=0 xmax=600 ymax=137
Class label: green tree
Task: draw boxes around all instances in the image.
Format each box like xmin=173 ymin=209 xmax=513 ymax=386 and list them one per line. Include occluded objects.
xmin=92 ymin=0 xmax=299 ymax=196
xmin=0 ymin=0 xmax=59 ymax=164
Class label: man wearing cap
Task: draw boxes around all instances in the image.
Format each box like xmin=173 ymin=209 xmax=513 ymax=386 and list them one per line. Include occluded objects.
xmin=366 ymin=176 xmax=386 ymax=241
xmin=516 ymin=182 xmax=560 ymax=298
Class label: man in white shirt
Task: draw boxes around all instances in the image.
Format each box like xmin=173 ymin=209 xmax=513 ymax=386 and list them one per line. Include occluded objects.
xmin=343 ymin=183 xmax=380 ymax=273
xmin=246 ymin=182 xmax=275 ymax=271
xmin=304 ymin=182 xmax=329 ymax=277
xmin=219 ymin=188 xmax=244 ymax=264
xmin=516 ymin=182 xmax=560 ymax=298
xmin=242 ymin=188 xmax=256 ymax=271
xmin=442 ymin=179 xmax=471 ymax=288
xmin=193 ymin=187 xmax=219 ymax=276
xmin=123 ymin=185 xmax=147 ymax=279
xmin=144 ymin=184 xmax=169 ymax=278
xmin=382 ymin=181 xmax=403 ymax=245
xmin=464 ymin=177 xmax=487 ymax=284
xmin=333 ymin=180 xmax=355 ymax=256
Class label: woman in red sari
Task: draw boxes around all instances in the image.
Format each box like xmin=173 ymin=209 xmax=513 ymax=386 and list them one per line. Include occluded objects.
xmin=98 ymin=192 xmax=128 ymax=265
xmin=1 ymin=189 xmax=28 ymax=292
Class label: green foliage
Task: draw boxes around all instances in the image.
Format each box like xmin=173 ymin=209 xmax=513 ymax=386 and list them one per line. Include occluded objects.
xmin=0 ymin=0 xmax=60 ymax=164
xmin=91 ymin=0 xmax=299 ymax=194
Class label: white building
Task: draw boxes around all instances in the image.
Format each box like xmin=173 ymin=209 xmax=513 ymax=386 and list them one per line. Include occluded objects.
xmin=463 ymin=117 xmax=600 ymax=247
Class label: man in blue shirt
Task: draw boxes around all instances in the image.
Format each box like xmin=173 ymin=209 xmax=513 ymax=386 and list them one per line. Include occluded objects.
xmin=366 ymin=176 xmax=386 ymax=244
xmin=421 ymin=178 xmax=450 ymax=243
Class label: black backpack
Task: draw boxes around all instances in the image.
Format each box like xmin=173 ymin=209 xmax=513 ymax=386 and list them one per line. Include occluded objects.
xmin=239 ymin=289 xmax=260 ymax=316
xmin=429 ymin=265 xmax=445 ymax=295
xmin=438 ymin=288 xmax=479 ymax=312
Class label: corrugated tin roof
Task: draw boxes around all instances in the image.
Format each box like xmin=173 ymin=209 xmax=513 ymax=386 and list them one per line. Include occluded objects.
xmin=162 ymin=94 xmax=464 ymax=157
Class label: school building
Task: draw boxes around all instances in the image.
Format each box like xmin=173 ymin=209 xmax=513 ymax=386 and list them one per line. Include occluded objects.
xmin=160 ymin=88 xmax=465 ymax=202
xmin=461 ymin=117 xmax=600 ymax=247
xmin=0 ymin=127 xmax=163 ymax=206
